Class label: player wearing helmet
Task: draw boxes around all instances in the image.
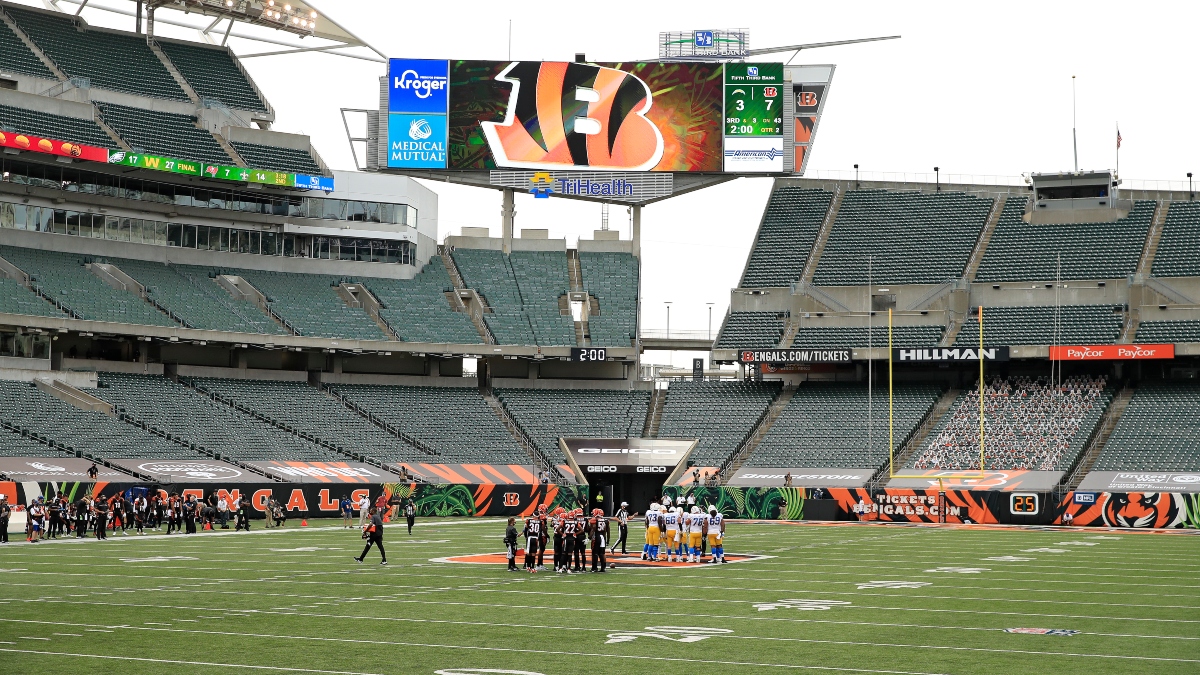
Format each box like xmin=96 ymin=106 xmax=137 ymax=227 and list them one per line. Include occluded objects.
xmin=662 ymin=506 xmax=681 ymax=562
xmin=572 ymin=508 xmax=588 ymax=571
xmin=706 ymin=506 xmax=726 ymax=563
xmin=589 ymin=508 xmax=610 ymax=572
xmin=644 ymin=503 xmax=662 ymax=561
xmin=522 ymin=513 xmax=542 ymax=572
xmin=558 ymin=507 xmax=575 ymax=573
xmin=536 ymin=505 xmax=549 ymax=571
xmin=551 ymin=507 xmax=566 ymax=573
xmin=687 ymin=506 xmax=706 ymax=562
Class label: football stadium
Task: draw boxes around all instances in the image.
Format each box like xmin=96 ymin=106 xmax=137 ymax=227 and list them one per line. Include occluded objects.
xmin=0 ymin=1 xmax=1197 ymax=673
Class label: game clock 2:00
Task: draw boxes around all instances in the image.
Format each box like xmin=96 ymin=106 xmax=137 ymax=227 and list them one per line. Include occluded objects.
xmin=570 ymin=347 xmax=607 ymax=362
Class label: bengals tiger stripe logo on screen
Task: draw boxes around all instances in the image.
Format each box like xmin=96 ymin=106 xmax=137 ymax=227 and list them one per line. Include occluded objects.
xmin=481 ymin=62 xmax=664 ymax=171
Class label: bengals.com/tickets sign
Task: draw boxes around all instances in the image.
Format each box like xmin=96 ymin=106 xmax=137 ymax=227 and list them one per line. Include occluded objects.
xmin=1049 ymin=344 xmax=1174 ymax=361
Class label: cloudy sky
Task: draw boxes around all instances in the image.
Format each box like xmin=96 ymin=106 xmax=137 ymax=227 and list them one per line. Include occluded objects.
xmin=39 ymin=0 xmax=1200 ymax=365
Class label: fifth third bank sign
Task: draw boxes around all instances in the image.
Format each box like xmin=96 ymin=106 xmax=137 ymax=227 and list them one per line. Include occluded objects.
xmin=388 ymin=59 xmax=449 ymax=169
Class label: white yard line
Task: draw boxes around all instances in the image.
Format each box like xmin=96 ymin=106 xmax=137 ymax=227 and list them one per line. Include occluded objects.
xmin=0 ymin=649 xmax=385 ymax=674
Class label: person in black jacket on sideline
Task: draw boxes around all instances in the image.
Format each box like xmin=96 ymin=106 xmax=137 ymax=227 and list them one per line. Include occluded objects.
xmin=504 ymin=517 xmax=518 ymax=571
xmin=354 ymin=507 xmax=387 ymax=566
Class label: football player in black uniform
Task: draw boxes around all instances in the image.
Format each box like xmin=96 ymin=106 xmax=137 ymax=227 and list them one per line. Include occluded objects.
xmin=589 ymin=508 xmax=610 ymax=572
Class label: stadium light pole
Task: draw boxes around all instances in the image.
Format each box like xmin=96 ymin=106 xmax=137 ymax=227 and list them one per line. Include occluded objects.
xmin=1189 ymin=172 xmax=1193 ymax=201
xmin=707 ymin=302 xmax=715 ymax=341
xmin=934 ymin=167 xmax=940 ymax=193
xmin=665 ymin=301 xmax=672 ymax=339
xmin=854 ymin=163 xmax=860 ymax=188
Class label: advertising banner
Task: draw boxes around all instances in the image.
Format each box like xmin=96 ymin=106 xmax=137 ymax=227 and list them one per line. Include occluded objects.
xmin=108 ymin=458 xmax=246 ymax=482
xmin=725 ymin=467 xmax=875 ymax=488
xmin=885 ymin=470 xmax=1065 ymax=492
xmin=723 ymin=63 xmax=784 ymax=172
xmin=739 ymin=348 xmax=852 ymax=364
xmin=246 ymin=461 xmax=401 ymax=484
xmin=560 ymin=437 xmax=697 ymax=482
xmin=0 ymin=457 xmax=130 ymax=482
xmin=1052 ymin=491 xmax=1190 ymax=528
xmin=786 ymin=64 xmax=834 ymax=176
xmin=664 ymin=485 xmax=809 ymax=519
xmin=893 ymin=347 xmax=1010 ymax=362
xmin=1048 ymin=344 xmax=1175 ymax=361
xmin=0 ymin=130 xmax=109 ymax=162
xmin=1077 ymin=471 xmax=1200 ymax=493
xmin=393 ymin=463 xmax=541 ymax=485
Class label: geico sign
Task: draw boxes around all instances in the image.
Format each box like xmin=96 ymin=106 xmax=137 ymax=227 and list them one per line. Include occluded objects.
xmin=577 ymin=448 xmax=679 ymax=455
xmin=1049 ymin=344 xmax=1174 ymax=361
xmin=637 ymin=466 xmax=668 ymax=473
xmin=587 ymin=466 xmax=618 ymax=473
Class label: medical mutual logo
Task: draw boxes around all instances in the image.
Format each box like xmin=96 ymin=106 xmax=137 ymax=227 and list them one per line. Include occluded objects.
xmin=388 ymin=113 xmax=447 ymax=169
xmin=387 ymin=59 xmax=450 ymax=113
xmin=409 ymin=118 xmax=434 ymax=141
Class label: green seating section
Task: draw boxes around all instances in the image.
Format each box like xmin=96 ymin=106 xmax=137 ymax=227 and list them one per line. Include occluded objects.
xmin=741 ymin=187 xmax=833 ymax=287
xmin=451 ymin=249 xmax=574 ymax=346
xmin=0 ymin=424 xmax=56 ymax=457
xmin=0 ymin=379 xmax=192 ymax=460
xmin=744 ymin=382 xmax=941 ymax=469
xmin=976 ymin=199 xmax=1153 ymax=281
xmin=579 ymin=252 xmax=638 ymax=347
xmin=0 ymin=246 xmax=176 ymax=327
xmin=96 ymin=372 xmax=340 ymax=462
xmin=225 ymin=268 xmax=387 ymax=340
xmin=330 ymin=384 xmax=529 ymax=464
xmin=909 ymin=376 xmax=1110 ymax=471
xmin=0 ymin=276 xmax=61 ymax=318
xmin=658 ymin=381 xmax=780 ymax=467
xmin=156 ymin=40 xmax=268 ymax=113
xmin=814 ymin=190 xmax=991 ymax=285
xmin=96 ymin=102 xmax=233 ymax=166
xmin=189 ymin=378 xmax=427 ymax=464
xmin=1151 ymin=202 xmax=1200 ymax=277
xmin=1135 ymin=319 xmax=1200 ymax=343
xmin=1094 ymin=382 xmax=1200 ymax=471
xmin=6 ymin=6 xmax=187 ymax=100
xmin=230 ymin=141 xmax=324 ymax=176
xmin=0 ymin=17 xmax=54 ymax=79
xmin=497 ymin=388 xmax=651 ymax=463
xmin=366 ymin=263 xmax=482 ymax=344
xmin=792 ymin=324 xmax=944 ymax=348
xmin=714 ymin=312 xmax=785 ymax=349
xmin=113 ymin=258 xmax=284 ymax=335
xmin=0 ymin=104 xmax=112 ymax=147
xmin=954 ymin=305 xmax=1122 ymax=346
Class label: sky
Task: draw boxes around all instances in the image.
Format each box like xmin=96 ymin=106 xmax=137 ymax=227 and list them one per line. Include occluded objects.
xmin=35 ymin=0 xmax=1200 ymax=366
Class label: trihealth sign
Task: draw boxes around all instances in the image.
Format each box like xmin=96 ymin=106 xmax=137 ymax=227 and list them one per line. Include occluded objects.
xmin=894 ymin=347 xmax=1010 ymax=362
xmin=1048 ymin=344 xmax=1174 ymax=361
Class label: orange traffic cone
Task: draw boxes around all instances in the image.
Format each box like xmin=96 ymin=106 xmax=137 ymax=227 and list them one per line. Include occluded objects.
xmin=301 ymin=518 xmax=308 ymax=527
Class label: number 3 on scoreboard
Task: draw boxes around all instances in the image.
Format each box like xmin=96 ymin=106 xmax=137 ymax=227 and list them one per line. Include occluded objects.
xmin=1009 ymin=493 xmax=1039 ymax=515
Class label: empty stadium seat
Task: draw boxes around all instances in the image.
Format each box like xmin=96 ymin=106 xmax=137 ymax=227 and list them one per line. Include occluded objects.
xmin=792 ymin=324 xmax=944 ymax=348
xmin=0 ymin=276 xmax=62 ymax=318
xmin=743 ymin=382 xmax=941 ymax=469
xmin=814 ymin=190 xmax=992 ymax=286
xmin=908 ymin=376 xmax=1111 ymax=471
xmin=155 ymin=40 xmax=268 ymax=113
xmin=96 ymin=372 xmax=341 ymax=462
xmin=6 ymin=6 xmax=188 ymax=100
xmin=96 ymin=102 xmax=233 ymax=166
xmin=452 ymin=248 xmax=574 ymax=346
xmin=1093 ymin=382 xmax=1200 ymax=471
xmin=1151 ymin=201 xmax=1200 ymax=277
xmin=0 ymin=104 xmax=113 ymax=147
xmin=954 ymin=305 xmax=1123 ymax=346
xmin=0 ymin=17 xmax=55 ymax=79
xmin=223 ymin=268 xmax=387 ymax=340
xmin=714 ymin=311 xmax=785 ymax=349
xmin=365 ymin=264 xmax=482 ymax=344
xmin=740 ymin=187 xmax=832 ymax=287
xmin=497 ymin=388 xmax=651 ymax=463
xmin=113 ymin=258 xmax=285 ymax=335
xmin=579 ymin=252 xmax=638 ymax=347
xmin=0 ymin=246 xmax=178 ymax=327
xmin=230 ymin=141 xmax=324 ymax=176
xmin=657 ymin=381 xmax=780 ymax=467
xmin=975 ymin=198 xmax=1153 ymax=281
xmin=1135 ymin=319 xmax=1200 ymax=343
xmin=330 ymin=383 xmax=530 ymax=464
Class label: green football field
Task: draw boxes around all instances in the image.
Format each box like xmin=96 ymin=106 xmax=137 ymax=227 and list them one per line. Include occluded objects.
xmin=0 ymin=518 xmax=1197 ymax=674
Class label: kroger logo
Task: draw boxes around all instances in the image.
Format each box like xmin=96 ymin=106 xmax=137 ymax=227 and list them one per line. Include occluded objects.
xmin=388 ymin=59 xmax=449 ymax=113
xmin=394 ymin=69 xmax=446 ymax=99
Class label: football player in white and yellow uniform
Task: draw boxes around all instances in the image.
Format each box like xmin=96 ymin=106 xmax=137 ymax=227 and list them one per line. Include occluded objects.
xmin=706 ymin=506 xmax=726 ymax=563
xmin=686 ymin=506 xmax=706 ymax=562
xmin=643 ymin=503 xmax=662 ymax=561
xmin=662 ymin=506 xmax=681 ymax=561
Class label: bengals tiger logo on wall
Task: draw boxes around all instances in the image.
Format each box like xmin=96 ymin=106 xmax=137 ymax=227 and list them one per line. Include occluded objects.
xmin=481 ymin=62 xmax=665 ymax=171
xmin=1102 ymin=492 xmax=1183 ymax=528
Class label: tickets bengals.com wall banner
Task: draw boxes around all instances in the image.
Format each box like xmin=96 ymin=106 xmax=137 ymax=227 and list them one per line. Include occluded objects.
xmin=1049 ymin=344 xmax=1174 ymax=360
xmin=9 ymin=481 xmax=587 ymax=519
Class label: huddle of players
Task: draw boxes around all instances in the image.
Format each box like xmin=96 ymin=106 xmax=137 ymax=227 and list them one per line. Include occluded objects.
xmin=643 ymin=502 xmax=726 ymax=563
xmin=520 ymin=505 xmax=611 ymax=574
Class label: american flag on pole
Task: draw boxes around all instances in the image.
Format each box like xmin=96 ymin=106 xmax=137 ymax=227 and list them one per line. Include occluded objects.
xmin=1117 ymin=128 xmax=1122 ymax=149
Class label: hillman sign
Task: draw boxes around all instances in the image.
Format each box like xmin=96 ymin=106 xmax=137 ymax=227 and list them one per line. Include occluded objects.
xmin=893 ymin=347 xmax=1010 ymax=362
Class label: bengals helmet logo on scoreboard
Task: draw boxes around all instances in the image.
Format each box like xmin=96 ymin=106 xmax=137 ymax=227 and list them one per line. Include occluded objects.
xmin=502 ymin=492 xmax=520 ymax=507
xmin=1101 ymin=492 xmax=1182 ymax=528
xmin=481 ymin=61 xmax=664 ymax=171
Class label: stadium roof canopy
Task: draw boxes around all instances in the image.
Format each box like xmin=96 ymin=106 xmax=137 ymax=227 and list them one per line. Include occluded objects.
xmin=48 ymin=0 xmax=384 ymax=62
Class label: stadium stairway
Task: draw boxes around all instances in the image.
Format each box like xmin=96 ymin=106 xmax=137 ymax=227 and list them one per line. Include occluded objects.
xmin=0 ymin=9 xmax=59 ymax=80
xmin=480 ymin=387 xmax=559 ymax=479
xmin=145 ymin=38 xmax=202 ymax=105
xmin=865 ymin=387 xmax=959 ymax=490
xmin=963 ymin=194 xmax=1008 ymax=280
xmin=800 ymin=186 xmax=844 ymax=284
xmin=643 ymin=388 xmax=666 ymax=437
xmin=1136 ymin=201 xmax=1171 ymax=277
xmin=335 ymin=282 xmax=398 ymax=340
xmin=717 ymin=383 xmax=797 ymax=481
xmin=440 ymin=247 xmax=496 ymax=344
xmin=1062 ymin=383 xmax=1134 ymax=490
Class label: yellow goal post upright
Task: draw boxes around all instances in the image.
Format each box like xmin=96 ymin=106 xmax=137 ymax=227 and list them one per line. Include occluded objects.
xmin=888 ymin=305 xmax=988 ymax=480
